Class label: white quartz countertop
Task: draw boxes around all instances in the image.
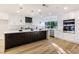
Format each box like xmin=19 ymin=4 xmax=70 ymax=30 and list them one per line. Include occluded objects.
xmin=0 ymin=29 xmax=48 ymax=40
xmin=4 ymin=29 xmax=48 ymax=34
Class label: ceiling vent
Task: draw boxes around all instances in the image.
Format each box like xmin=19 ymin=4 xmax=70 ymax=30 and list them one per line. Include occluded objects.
xmin=42 ymin=4 xmax=48 ymax=7
xmin=19 ymin=6 xmax=23 ymax=9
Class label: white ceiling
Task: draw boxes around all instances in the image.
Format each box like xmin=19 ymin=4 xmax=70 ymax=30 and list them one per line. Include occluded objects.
xmin=0 ymin=4 xmax=79 ymax=17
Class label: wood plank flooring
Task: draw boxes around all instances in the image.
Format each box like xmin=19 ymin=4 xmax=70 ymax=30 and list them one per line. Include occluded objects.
xmin=5 ymin=39 xmax=58 ymax=54
xmin=1 ymin=37 xmax=79 ymax=54
xmin=48 ymin=37 xmax=79 ymax=54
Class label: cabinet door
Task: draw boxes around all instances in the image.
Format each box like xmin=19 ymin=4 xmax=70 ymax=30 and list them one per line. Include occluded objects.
xmin=38 ymin=31 xmax=46 ymax=40
xmin=14 ymin=33 xmax=25 ymax=45
xmin=25 ymin=32 xmax=33 ymax=43
xmin=5 ymin=34 xmax=17 ymax=49
xmin=34 ymin=31 xmax=39 ymax=41
xmin=5 ymin=33 xmax=25 ymax=49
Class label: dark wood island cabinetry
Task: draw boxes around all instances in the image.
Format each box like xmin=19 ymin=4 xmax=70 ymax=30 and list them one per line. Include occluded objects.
xmin=5 ymin=31 xmax=47 ymax=49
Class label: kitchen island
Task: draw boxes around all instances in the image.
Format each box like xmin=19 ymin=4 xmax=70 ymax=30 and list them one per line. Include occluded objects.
xmin=4 ymin=30 xmax=47 ymax=50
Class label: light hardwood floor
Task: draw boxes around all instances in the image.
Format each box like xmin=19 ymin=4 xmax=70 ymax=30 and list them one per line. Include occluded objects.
xmin=1 ymin=37 xmax=79 ymax=54
xmin=5 ymin=39 xmax=58 ymax=54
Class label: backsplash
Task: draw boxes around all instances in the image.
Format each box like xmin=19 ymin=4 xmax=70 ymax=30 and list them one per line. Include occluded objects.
xmin=8 ymin=23 xmax=45 ymax=31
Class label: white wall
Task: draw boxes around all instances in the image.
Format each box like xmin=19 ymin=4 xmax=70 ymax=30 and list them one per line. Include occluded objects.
xmin=8 ymin=14 xmax=25 ymax=31
xmin=8 ymin=14 xmax=34 ymax=31
xmin=0 ymin=12 xmax=8 ymax=39
xmin=0 ymin=12 xmax=8 ymax=19
xmin=8 ymin=14 xmax=44 ymax=31
xmin=32 ymin=16 xmax=58 ymax=29
xmin=54 ymin=10 xmax=79 ymax=44
xmin=8 ymin=14 xmax=58 ymax=30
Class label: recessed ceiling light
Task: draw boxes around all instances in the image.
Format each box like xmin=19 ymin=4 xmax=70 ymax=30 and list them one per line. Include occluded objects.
xmin=17 ymin=11 xmax=20 ymax=13
xmin=64 ymin=7 xmax=68 ymax=10
xmin=19 ymin=4 xmax=23 ymax=6
xmin=18 ymin=4 xmax=24 ymax=10
xmin=38 ymin=9 xmax=41 ymax=12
